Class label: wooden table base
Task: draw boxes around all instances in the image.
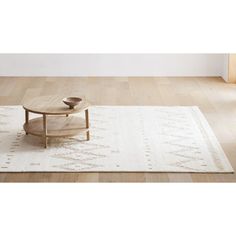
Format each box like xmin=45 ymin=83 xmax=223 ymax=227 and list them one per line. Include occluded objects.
xmin=23 ymin=109 xmax=90 ymax=148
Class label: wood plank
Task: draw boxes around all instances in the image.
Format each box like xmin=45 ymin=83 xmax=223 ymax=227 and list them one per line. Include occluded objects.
xmin=228 ymin=54 xmax=236 ymax=83
xmin=0 ymin=76 xmax=235 ymax=182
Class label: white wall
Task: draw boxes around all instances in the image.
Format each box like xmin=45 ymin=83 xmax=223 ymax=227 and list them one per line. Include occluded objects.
xmin=0 ymin=54 xmax=228 ymax=80
xmin=222 ymin=54 xmax=229 ymax=81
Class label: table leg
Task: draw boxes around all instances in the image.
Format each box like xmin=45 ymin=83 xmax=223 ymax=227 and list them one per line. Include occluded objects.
xmin=43 ymin=114 xmax=47 ymax=148
xmin=25 ymin=110 xmax=29 ymax=135
xmin=85 ymin=109 xmax=90 ymax=141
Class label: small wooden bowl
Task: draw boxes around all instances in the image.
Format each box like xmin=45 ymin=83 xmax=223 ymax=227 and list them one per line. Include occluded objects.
xmin=63 ymin=97 xmax=82 ymax=109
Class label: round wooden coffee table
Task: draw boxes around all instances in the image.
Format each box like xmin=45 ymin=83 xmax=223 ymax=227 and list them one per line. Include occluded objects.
xmin=23 ymin=96 xmax=90 ymax=148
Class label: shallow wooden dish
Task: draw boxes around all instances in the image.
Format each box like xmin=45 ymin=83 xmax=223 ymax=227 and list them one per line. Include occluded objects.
xmin=63 ymin=97 xmax=82 ymax=109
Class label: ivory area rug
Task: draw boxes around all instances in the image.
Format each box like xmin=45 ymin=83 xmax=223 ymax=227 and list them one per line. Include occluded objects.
xmin=0 ymin=106 xmax=233 ymax=173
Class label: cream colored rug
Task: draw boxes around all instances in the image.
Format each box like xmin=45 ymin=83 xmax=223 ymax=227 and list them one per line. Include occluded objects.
xmin=0 ymin=106 xmax=233 ymax=173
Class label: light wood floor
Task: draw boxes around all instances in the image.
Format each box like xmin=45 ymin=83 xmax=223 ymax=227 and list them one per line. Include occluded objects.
xmin=1 ymin=76 xmax=236 ymax=182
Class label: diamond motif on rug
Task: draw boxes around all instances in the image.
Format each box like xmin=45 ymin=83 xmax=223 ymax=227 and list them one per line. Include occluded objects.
xmin=0 ymin=106 xmax=233 ymax=172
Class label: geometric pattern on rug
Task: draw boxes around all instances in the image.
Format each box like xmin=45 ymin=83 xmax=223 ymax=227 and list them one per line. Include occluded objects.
xmin=0 ymin=106 xmax=233 ymax=173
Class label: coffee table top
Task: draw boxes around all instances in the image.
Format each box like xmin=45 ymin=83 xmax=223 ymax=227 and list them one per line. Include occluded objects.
xmin=23 ymin=95 xmax=90 ymax=115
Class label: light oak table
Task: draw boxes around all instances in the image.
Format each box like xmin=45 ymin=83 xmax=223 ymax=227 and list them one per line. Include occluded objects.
xmin=23 ymin=96 xmax=90 ymax=148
